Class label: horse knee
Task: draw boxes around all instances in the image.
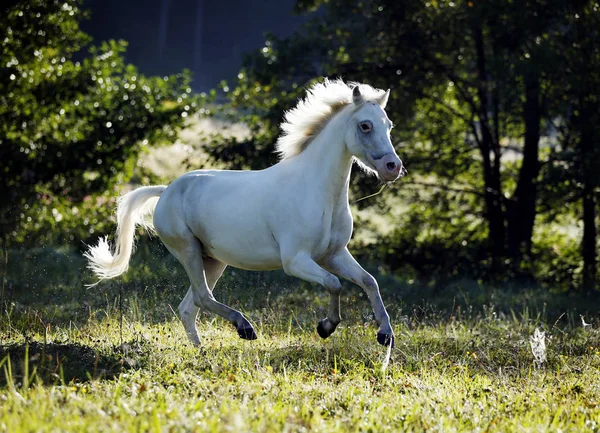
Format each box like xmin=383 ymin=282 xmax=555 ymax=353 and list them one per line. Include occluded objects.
xmin=324 ymin=274 xmax=342 ymax=294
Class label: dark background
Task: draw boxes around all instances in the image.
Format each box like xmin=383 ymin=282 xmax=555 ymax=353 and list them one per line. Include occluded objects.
xmin=3 ymin=0 xmax=599 ymax=294
xmin=81 ymin=0 xmax=306 ymax=91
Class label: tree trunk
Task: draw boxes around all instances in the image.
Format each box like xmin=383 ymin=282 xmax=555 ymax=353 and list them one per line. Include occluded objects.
xmin=580 ymin=97 xmax=597 ymax=291
xmin=474 ymin=23 xmax=505 ymax=262
xmin=480 ymin=145 xmax=505 ymax=260
xmin=507 ymin=73 xmax=541 ymax=267
xmin=582 ymin=183 xmax=596 ymax=291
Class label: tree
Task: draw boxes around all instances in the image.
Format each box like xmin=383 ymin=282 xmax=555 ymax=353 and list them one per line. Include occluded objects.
xmin=541 ymin=3 xmax=600 ymax=290
xmin=213 ymin=0 xmax=599 ymax=285
xmin=0 ymin=0 xmax=200 ymax=245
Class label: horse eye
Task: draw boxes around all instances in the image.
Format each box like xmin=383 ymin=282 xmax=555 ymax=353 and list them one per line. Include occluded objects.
xmin=359 ymin=122 xmax=372 ymax=133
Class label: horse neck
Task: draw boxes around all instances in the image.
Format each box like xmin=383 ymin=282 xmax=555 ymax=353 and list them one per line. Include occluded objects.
xmin=294 ymin=109 xmax=353 ymax=202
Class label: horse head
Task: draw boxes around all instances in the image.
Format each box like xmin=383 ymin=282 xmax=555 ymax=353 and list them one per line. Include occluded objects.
xmin=345 ymin=85 xmax=405 ymax=182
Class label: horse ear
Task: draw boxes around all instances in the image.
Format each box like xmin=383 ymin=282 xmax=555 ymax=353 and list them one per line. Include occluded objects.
xmin=352 ymin=86 xmax=364 ymax=105
xmin=377 ymin=89 xmax=391 ymax=109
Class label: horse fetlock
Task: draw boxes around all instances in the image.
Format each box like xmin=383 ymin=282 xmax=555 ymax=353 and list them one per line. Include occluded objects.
xmin=179 ymin=316 xmax=201 ymax=346
xmin=184 ymin=329 xmax=201 ymax=347
xmin=178 ymin=303 xmax=199 ymax=343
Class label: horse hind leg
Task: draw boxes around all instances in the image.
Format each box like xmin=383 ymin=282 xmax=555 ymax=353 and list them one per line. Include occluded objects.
xmin=165 ymin=232 xmax=257 ymax=343
xmin=178 ymin=257 xmax=228 ymax=346
xmin=178 ymin=287 xmax=201 ymax=345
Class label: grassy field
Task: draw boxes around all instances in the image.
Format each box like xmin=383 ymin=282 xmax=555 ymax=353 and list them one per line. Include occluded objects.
xmin=2 ymin=246 xmax=600 ymax=432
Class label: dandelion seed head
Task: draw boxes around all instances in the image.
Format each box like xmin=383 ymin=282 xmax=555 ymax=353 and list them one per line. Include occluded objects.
xmin=529 ymin=328 xmax=546 ymax=368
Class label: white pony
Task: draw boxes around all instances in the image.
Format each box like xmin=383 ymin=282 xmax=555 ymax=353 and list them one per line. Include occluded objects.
xmin=86 ymin=79 xmax=405 ymax=347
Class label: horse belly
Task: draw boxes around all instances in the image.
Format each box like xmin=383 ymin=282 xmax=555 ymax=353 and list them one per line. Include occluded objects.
xmin=206 ymin=231 xmax=283 ymax=271
xmin=190 ymin=206 xmax=283 ymax=271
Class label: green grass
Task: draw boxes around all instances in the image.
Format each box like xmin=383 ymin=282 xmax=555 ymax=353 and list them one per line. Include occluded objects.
xmin=2 ymin=246 xmax=600 ymax=432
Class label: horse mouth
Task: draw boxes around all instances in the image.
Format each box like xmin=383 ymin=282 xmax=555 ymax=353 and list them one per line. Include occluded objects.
xmin=365 ymin=153 xmax=406 ymax=182
xmin=379 ymin=171 xmax=400 ymax=182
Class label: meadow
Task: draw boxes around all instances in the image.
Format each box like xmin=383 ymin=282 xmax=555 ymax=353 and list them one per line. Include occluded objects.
xmin=3 ymin=1 xmax=600 ymax=431
xmin=1 ymin=246 xmax=600 ymax=432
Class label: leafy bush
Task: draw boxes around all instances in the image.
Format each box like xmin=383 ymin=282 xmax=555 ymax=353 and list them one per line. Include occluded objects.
xmin=1 ymin=0 xmax=206 ymax=246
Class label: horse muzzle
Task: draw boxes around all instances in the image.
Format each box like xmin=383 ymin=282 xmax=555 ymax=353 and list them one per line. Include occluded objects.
xmin=372 ymin=153 xmax=405 ymax=182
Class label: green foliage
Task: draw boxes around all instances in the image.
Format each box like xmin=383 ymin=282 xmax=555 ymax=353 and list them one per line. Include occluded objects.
xmin=9 ymin=190 xmax=118 ymax=245
xmin=203 ymin=74 xmax=305 ymax=170
xmin=2 ymin=0 xmax=599 ymax=291
xmin=207 ymin=0 xmax=600 ymax=289
xmin=0 ymin=0 xmax=204 ymax=245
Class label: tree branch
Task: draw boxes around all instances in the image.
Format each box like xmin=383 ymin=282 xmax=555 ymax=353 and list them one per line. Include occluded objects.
xmin=402 ymin=180 xmax=483 ymax=197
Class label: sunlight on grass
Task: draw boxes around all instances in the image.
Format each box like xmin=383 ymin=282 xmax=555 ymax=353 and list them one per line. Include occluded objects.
xmin=3 ymin=297 xmax=600 ymax=431
xmin=2 ymin=249 xmax=600 ymax=431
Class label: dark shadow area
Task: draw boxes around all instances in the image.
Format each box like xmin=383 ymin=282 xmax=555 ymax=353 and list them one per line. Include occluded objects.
xmin=0 ymin=340 xmax=148 ymax=387
xmin=4 ymin=245 xmax=600 ymax=348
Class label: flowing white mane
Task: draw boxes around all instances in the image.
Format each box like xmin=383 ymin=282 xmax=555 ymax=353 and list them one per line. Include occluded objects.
xmin=275 ymin=78 xmax=387 ymax=160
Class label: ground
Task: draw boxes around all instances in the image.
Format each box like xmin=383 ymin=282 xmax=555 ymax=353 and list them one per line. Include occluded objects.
xmin=2 ymin=246 xmax=600 ymax=432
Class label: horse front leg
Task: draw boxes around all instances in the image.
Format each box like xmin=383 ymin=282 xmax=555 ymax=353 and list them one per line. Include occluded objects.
xmin=326 ymin=248 xmax=394 ymax=347
xmin=281 ymin=252 xmax=342 ymax=339
xmin=319 ymin=290 xmax=341 ymax=339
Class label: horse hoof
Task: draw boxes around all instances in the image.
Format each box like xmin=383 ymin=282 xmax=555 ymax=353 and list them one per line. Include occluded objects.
xmin=377 ymin=332 xmax=395 ymax=348
xmin=237 ymin=326 xmax=257 ymax=340
xmin=317 ymin=319 xmax=335 ymax=339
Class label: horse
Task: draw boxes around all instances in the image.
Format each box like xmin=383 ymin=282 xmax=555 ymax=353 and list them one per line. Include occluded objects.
xmin=85 ymin=79 xmax=405 ymax=348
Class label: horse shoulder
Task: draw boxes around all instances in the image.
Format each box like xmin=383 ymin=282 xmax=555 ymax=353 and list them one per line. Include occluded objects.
xmin=329 ymin=202 xmax=353 ymax=249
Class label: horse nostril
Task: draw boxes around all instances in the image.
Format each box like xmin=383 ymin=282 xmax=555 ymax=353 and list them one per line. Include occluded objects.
xmin=386 ymin=162 xmax=397 ymax=171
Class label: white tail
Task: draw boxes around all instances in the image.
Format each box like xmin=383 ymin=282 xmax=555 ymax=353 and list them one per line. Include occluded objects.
xmin=84 ymin=185 xmax=167 ymax=283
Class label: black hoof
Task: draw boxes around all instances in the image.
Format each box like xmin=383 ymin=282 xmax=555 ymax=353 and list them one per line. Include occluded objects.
xmin=237 ymin=326 xmax=257 ymax=340
xmin=377 ymin=332 xmax=395 ymax=348
xmin=317 ymin=319 xmax=335 ymax=339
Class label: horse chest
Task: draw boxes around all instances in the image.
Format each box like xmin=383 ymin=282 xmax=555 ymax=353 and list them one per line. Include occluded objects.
xmin=311 ymin=204 xmax=352 ymax=260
